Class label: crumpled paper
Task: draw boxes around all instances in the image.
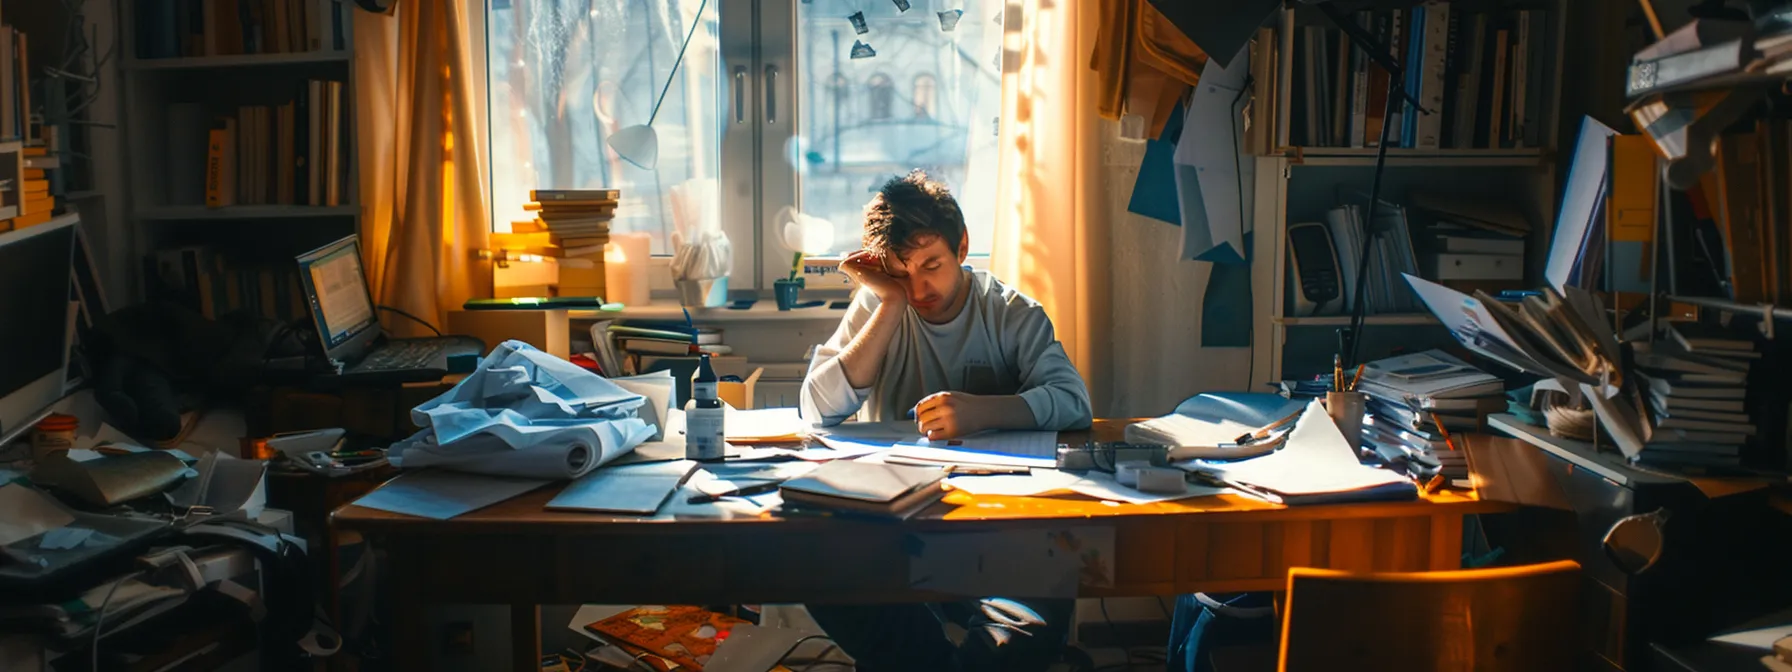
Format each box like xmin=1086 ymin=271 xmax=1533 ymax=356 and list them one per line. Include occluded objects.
xmin=390 ymin=340 xmax=657 ymax=479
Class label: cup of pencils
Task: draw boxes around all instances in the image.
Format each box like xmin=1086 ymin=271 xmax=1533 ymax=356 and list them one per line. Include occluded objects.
xmin=1326 ymin=355 xmax=1369 ymax=453
xmin=774 ymin=252 xmax=805 ymax=310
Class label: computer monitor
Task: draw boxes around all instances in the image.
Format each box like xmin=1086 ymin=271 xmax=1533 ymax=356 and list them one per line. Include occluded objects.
xmin=0 ymin=217 xmax=78 ymax=440
xmin=296 ymin=235 xmax=379 ymax=362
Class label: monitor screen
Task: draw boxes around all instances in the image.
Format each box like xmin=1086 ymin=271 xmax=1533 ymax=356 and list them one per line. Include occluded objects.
xmin=0 ymin=219 xmax=76 ymax=438
xmin=301 ymin=240 xmax=376 ymax=349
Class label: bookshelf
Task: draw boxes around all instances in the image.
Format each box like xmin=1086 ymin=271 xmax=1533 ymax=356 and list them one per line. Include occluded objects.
xmin=1247 ymin=0 xmax=1569 ymax=386
xmin=119 ymin=0 xmax=359 ymax=311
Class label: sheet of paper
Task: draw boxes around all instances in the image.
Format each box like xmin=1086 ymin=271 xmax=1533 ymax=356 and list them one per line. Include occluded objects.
xmin=568 ymin=604 xmax=637 ymax=642
xmin=352 ymin=470 xmax=549 ymax=520
xmin=908 ymin=527 xmax=1115 ymax=598
xmin=546 ymin=461 xmax=698 ymax=514
xmin=391 ymin=419 xmax=654 ymax=479
xmin=0 ymin=484 xmax=77 ymax=546
xmin=810 ymin=421 xmax=921 ymax=446
xmin=1709 ymin=623 xmax=1792 ymax=650
xmin=885 ymin=445 xmax=1056 ymax=469
xmin=707 ymin=623 xmax=838 ymax=672
xmin=945 ymin=470 xmax=1082 ymax=496
xmin=725 ymin=407 xmax=809 ymax=442
xmin=73 ymin=422 xmax=139 ymax=451
xmin=919 ymin=430 xmax=1059 ymax=459
xmin=1066 ymin=471 xmax=1231 ymax=505
xmin=1195 ymin=400 xmax=1410 ymax=496
xmin=613 ymin=371 xmax=675 ymax=441
xmin=661 ymin=470 xmax=783 ymax=519
xmin=38 ymin=526 xmax=96 ymax=550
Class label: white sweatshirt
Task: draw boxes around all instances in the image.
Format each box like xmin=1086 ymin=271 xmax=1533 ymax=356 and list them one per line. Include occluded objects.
xmin=800 ymin=268 xmax=1093 ymax=430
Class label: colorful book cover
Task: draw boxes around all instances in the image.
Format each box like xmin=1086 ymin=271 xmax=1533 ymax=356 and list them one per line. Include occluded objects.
xmin=585 ymin=606 xmax=749 ymax=671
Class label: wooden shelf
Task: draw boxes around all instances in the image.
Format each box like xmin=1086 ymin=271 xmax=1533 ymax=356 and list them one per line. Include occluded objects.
xmin=137 ymin=204 xmax=359 ymax=220
xmin=1275 ymin=313 xmax=1440 ymax=326
xmin=125 ymin=51 xmax=350 ymax=71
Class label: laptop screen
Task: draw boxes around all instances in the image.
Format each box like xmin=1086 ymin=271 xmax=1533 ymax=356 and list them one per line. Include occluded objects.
xmin=297 ymin=236 xmax=378 ymax=353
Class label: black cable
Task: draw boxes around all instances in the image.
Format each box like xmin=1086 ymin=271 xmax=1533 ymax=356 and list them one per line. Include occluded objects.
xmin=1233 ymin=74 xmax=1258 ymax=393
xmin=376 ymin=305 xmax=442 ymax=336
xmin=1098 ymin=599 xmax=1133 ymax=668
xmin=1342 ymin=13 xmax=1412 ymax=370
xmin=92 ymin=569 xmax=146 ymax=671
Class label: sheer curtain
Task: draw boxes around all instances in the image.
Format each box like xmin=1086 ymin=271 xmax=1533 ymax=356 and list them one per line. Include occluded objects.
xmin=990 ymin=0 xmax=1113 ymax=412
xmin=354 ymin=1 xmax=493 ymax=337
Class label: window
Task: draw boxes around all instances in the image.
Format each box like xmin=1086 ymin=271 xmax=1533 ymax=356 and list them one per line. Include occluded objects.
xmin=913 ymin=74 xmax=937 ymax=119
xmin=480 ymin=0 xmax=1003 ymax=289
xmin=867 ymin=74 xmax=894 ymax=120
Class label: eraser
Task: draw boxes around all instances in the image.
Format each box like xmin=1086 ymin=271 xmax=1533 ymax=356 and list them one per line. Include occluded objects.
xmin=1135 ymin=466 xmax=1188 ymax=494
xmin=1115 ymin=461 xmax=1151 ymax=488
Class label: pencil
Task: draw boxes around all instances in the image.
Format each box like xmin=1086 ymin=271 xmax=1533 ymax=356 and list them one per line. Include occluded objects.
xmin=1348 ymin=363 xmax=1365 ymax=391
xmin=1430 ymin=414 xmax=1457 ymax=451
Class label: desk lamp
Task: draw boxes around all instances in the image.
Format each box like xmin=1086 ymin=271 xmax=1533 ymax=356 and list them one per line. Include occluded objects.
xmin=607 ymin=0 xmax=709 ymax=170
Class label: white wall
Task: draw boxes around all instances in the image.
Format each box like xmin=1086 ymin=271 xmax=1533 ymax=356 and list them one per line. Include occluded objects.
xmin=1098 ymin=126 xmax=1254 ymax=419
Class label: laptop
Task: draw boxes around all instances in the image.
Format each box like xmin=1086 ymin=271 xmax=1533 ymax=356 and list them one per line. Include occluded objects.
xmin=295 ymin=235 xmax=483 ymax=384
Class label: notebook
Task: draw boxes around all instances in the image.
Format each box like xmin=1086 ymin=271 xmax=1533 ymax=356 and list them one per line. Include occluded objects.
xmin=778 ymin=460 xmax=947 ymax=519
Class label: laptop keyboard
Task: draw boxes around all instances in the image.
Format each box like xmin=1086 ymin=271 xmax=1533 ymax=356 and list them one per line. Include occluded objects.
xmin=356 ymin=340 xmax=446 ymax=372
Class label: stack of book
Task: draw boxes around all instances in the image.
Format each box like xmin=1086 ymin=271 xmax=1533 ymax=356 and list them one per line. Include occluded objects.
xmin=778 ymin=460 xmax=948 ymax=520
xmin=1408 ymin=191 xmax=1530 ymax=292
xmin=517 ymin=188 xmax=618 ymax=298
xmin=1628 ymin=324 xmax=1755 ymax=469
xmin=1355 ymin=350 xmax=1504 ymax=481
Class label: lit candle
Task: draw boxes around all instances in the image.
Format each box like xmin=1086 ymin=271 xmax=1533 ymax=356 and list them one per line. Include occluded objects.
xmin=604 ymin=232 xmax=653 ymax=307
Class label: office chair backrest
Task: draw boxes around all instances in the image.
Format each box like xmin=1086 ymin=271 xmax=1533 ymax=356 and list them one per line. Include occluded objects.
xmin=1278 ymin=559 xmax=1581 ymax=672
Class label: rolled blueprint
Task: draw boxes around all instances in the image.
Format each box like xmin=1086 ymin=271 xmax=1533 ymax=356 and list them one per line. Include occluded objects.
xmin=390 ymin=419 xmax=655 ymax=480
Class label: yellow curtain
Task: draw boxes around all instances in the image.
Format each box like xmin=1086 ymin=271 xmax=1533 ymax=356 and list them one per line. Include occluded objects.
xmin=991 ymin=0 xmax=1113 ymax=411
xmin=354 ymin=1 xmax=492 ymax=337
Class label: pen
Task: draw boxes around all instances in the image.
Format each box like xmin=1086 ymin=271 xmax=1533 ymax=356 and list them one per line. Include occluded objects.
xmin=1333 ymin=354 xmax=1343 ymax=391
xmin=687 ymin=481 xmax=782 ymax=504
xmin=789 ymin=251 xmax=804 ymax=282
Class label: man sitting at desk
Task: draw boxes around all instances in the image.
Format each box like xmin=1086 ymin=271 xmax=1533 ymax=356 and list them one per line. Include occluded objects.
xmin=799 ymin=170 xmax=1092 ymax=671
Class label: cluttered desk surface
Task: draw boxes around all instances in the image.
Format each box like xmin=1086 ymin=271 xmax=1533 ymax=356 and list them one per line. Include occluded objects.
xmin=331 ymin=418 xmax=1505 ymax=534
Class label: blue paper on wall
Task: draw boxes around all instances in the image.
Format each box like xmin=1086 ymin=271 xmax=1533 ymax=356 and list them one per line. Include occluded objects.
xmin=1127 ymin=102 xmax=1186 ymax=226
xmin=1201 ymin=232 xmax=1253 ymax=348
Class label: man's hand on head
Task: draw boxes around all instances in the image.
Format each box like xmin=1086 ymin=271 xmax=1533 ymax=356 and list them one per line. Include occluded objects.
xmin=914 ymin=391 xmax=993 ymax=440
xmin=839 ymin=250 xmax=907 ymax=306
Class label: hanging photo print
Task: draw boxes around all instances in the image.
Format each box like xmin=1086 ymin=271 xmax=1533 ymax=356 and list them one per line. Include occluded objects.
xmin=891 ymin=0 xmax=910 ymax=12
xmin=938 ymin=9 xmax=963 ymax=31
xmin=851 ymin=40 xmax=878 ymax=59
xmin=848 ymin=11 xmax=868 ymax=34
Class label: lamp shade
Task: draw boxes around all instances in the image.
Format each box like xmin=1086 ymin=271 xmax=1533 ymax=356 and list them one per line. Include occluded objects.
xmin=608 ymin=125 xmax=660 ymax=170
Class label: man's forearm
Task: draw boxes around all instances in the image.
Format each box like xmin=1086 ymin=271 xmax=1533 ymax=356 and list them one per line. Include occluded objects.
xmin=838 ymin=301 xmax=905 ymax=388
xmin=976 ymin=395 xmax=1043 ymax=432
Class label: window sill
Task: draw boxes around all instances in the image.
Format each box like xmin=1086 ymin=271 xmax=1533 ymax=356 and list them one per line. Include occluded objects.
xmin=568 ymin=298 xmax=849 ymax=323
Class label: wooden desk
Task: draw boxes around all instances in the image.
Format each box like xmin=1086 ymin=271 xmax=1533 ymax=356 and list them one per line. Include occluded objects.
xmin=332 ymin=420 xmax=1512 ymax=671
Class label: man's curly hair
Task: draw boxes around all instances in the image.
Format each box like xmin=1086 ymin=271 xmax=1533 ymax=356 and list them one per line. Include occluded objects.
xmin=862 ymin=170 xmax=965 ymax=259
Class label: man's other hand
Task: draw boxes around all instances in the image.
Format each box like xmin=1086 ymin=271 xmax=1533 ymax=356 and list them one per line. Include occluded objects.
xmin=839 ymin=250 xmax=907 ymax=306
xmin=914 ymin=391 xmax=992 ymax=440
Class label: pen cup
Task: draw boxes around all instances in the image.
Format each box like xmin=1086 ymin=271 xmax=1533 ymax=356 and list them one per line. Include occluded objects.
xmin=1325 ymin=391 xmax=1368 ymax=454
xmin=774 ymin=278 xmax=804 ymax=310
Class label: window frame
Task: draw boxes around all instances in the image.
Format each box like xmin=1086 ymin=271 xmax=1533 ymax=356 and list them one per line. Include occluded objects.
xmin=472 ymin=0 xmax=995 ymax=299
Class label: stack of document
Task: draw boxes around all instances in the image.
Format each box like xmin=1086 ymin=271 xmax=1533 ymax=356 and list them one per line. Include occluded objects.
xmin=388 ymin=340 xmax=658 ymax=480
xmin=1627 ymin=329 xmax=1754 ymax=468
xmin=1183 ymin=400 xmax=1416 ymax=505
xmin=1405 ymin=274 xmax=1623 ymax=386
xmin=1324 ymin=202 xmax=1422 ymax=314
xmin=1355 ymin=350 xmax=1500 ymax=480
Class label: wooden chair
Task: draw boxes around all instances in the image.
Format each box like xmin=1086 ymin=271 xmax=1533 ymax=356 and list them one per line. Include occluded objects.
xmin=1278 ymin=559 xmax=1582 ymax=672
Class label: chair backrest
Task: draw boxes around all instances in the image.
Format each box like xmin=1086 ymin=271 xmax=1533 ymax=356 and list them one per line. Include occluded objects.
xmin=1279 ymin=559 xmax=1582 ymax=672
